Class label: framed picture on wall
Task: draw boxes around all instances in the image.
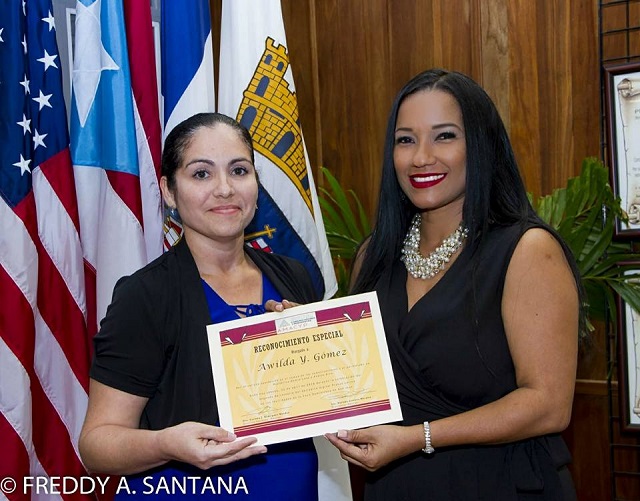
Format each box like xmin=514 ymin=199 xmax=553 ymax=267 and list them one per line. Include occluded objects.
xmin=604 ymin=62 xmax=640 ymax=238
xmin=617 ymin=262 xmax=640 ymax=432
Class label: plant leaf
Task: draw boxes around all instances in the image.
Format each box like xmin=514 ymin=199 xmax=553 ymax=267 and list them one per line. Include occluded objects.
xmin=530 ymin=157 xmax=640 ymax=339
xmin=318 ymin=167 xmax=372 ymax=296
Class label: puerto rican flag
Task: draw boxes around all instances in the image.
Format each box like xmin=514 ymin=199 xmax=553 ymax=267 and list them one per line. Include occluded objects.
xmin=70 ymin=0 xmax=163 ymax=330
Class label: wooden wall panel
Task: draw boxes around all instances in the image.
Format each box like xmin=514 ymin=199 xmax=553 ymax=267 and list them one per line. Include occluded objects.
xmin=386 ymin=1 xmax=437 ymax=98
xmin=536 ymin=2 xmax=575 ymax=195
xmin=429 ymin=0 xmax=482 ymax=77
xmin=506 ymin=1 xmax=543 ymax=195
xmin=563 ymin=381 xmax=611 ymax=501
xmin=480 ymin=0 xmax=511 ymax=130
xmin=311 ymin=0 xmax=393 ymax=217
xmin=570 ymin=0 xmax=601 ymax=167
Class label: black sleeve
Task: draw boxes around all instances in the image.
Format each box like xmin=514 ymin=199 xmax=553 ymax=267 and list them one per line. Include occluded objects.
xmin=247 ymin=247 xmax=320 ymax=304
xmin=90 ymin=270 xmax=171 ymax=398
xmin=277 ymin=254 xmax=320 ymax=303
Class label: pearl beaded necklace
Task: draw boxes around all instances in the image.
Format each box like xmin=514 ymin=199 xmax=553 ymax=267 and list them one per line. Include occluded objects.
xmin=400 ymin=213 xmax=468 ymax=279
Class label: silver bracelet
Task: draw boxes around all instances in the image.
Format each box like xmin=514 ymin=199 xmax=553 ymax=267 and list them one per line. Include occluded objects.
xmin=422 ymin=421 xmax=435 ymax=454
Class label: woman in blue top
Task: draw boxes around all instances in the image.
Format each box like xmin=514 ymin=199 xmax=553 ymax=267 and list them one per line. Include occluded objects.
xmin=79 ymin=113 xmax=319 ymax=499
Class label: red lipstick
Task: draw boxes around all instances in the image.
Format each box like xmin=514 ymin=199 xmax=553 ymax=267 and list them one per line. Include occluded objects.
xmin=409 ymin=173 xmax=446 ymax=189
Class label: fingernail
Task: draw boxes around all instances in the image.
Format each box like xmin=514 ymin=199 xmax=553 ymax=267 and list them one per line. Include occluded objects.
xmin=337 ymin=430 xmax=347 ymax=438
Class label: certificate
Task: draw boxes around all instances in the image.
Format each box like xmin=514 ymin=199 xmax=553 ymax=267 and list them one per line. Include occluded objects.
xmin=206 ymin=291 xmax=402 ymax=445
xmin=605 ymin=63 xmax=640 ymax=237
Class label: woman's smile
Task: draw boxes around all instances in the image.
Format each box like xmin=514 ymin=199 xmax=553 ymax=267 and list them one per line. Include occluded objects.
xmin=409 ymin=173 xmax=446 ymax=189
xmin=210 ymin=204 xmax=242 ymax=214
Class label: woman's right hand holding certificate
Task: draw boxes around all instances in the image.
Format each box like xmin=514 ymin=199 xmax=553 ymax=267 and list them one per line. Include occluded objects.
xmin=156 ymin=421 xmax=267 ymax=470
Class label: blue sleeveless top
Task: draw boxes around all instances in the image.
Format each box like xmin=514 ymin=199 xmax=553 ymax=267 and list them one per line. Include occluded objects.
xmin=116 ymin=274 xmax=318 ymax=500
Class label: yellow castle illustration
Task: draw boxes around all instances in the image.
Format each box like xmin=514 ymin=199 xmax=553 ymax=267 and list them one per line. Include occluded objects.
xmin=236 ymin=37 xmax=312 ymax=213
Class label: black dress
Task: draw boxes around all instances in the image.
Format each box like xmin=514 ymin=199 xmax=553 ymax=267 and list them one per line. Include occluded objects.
xmin=364 ymin=222 xmax=575 ymax=501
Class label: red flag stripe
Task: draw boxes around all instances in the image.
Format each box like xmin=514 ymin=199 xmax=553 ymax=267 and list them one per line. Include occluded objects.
xmin=132 ymin=97 xmax=164 ymax=260
xmin=124 ymin=0 xmax=162 ymax=174
xmin=0 ymin=395 xmax=31 ymax=501
xmin=125 ymin=0 xmax=164 ymax=261
xmin=40 ymin=149 xmax=83 ymax=236
xmin=84 ymin=261 xmax=98 ymax=346
xmin=105 ymin=169 xmax=144 ymax=228
xmin=125 ymin=0 xmax=165 ymax=261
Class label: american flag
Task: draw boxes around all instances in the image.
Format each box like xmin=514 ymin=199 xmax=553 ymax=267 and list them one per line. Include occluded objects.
xmin=0 ymin=0 xmax=163 ymax=497
xmin=0 ymin=0 xmax=93 ymax=494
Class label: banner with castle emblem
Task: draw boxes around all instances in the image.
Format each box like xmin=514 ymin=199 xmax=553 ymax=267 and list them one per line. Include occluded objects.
xmin=218 ymin=0 xmax=337 ymax=302
xmin=218 ymin=1 xmax=345 ymax=499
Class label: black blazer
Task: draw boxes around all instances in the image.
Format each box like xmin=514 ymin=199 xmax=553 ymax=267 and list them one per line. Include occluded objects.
xmin=91 ymin=237 xmax=319 ymax=429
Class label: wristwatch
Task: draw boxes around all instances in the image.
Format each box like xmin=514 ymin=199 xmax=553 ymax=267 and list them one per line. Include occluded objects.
xmin=422 ymin=421 xmax=435 ymax=454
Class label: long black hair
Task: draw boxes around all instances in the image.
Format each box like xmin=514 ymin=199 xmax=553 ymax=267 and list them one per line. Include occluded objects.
xmin=351 ymin=68 xmax=585 ymax=334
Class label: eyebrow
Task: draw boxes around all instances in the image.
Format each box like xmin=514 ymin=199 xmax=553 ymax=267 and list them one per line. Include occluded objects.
xmin=395 ymin=123 xmax=463 ymax=133
xmin=184 ymin=156 xmax=253 ymax=168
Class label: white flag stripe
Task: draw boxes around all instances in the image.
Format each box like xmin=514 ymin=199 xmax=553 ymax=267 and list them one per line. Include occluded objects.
xmin=34 ymin=310 xmax=88 ymax=455
xmin=132 ymin=95 xmax=164 ymax=261
xmin=0 ymin=200 xmax=38 ymax=302
xmin=163 ymin=31 xmax=215 ymax=138
xmin=303 ymin=151 xmax=336 ymax=297
xmin=74 ymin=166 xmax=147 ymax=323
xmin=0 ymin=335 xmax=34 ymax=452
xmin=218 ymin=2 xmax=290 ymax=114
xmin=33 ymin=168 xmax=87 ymax=316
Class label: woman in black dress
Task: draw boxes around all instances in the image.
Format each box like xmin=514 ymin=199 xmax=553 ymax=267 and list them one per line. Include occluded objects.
xmin=326 ymin=69 xmax=582 ymax=500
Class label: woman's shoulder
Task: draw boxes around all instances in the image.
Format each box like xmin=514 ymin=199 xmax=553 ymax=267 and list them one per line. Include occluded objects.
xmin=510 ymin=226 xmax=569 ymax=264
xmin=484 ymin=220 xmax=573 ymax=275
xmin=484 ymin=219 xmax=557 ymax=248
xmin=472 ymin=220 xmax=559 ymax=274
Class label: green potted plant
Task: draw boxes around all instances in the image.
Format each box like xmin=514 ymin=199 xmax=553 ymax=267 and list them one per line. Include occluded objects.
xmin=318 ymin=167 xmax=371 ymax=297
xmin=531 ymin=157 xmax=640 ymax=335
